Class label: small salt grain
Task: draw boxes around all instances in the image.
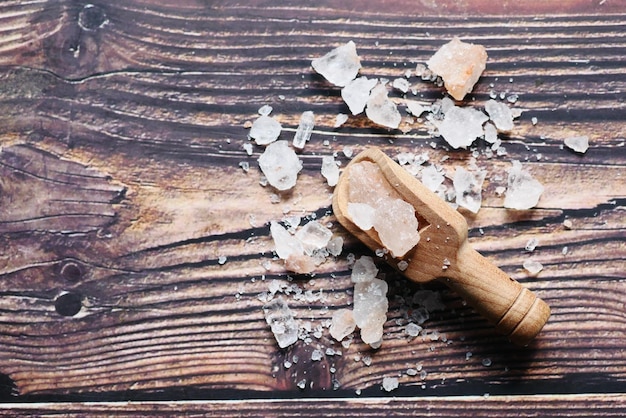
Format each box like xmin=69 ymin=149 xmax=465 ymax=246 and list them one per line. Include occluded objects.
xmin=392 ymin=77 xmax=410 ymax=93
xmin=243 ymin=142 xmax=253 ymax=156
xmin=218 ymin=256 xmax=227 ymax=265
xmin=249 ymin=115 xmax=282 ymax=145
xmin=523 ymin=259 xmax=543 ymax=276
xmin=292 ymin=111 xmax=315 ymax=150
xmin=382 ymin=377 xmax=399 ymax=392
xmin=525 ymin=238 xmax=539 ymax=252
xmin=531 ymin=117 xmax=538 ymax=125
xmin=334 ymin=113 xmax=349 ymax=127
xmin=258 ymin=104 xmax=273 ymax=116
xmin=563 ymin=219 xmax=573 ymax=229
xmin=562 ymin=246 xmax=569 ymax=255
xmin=564 ymin=135 xmax=589 ymax=154
xmin=342 ymin=76 xmax=378 ymax=115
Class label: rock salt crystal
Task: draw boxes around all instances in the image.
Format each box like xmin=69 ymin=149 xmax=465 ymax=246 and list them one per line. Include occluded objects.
xmin=405 ymin=100 xmax=428 ymax=117
xmin=334 ymin=113 xmax=349 ymax=127
xmin=382 ymin=376 xmax=399 ymax=392
xmin=295 ymin=221 xmax=333 ymax=256
xmin=405 ymin=322 xmax=422 ymax=337
xmin=327 ymin=236 xmax=343 ymax=256
xmin=564 ymin=136 xmax=589 ymax=154
xmin=420 ymin=165 xmax=445 ymax=192
xmin=249 ymin=115 xmax=282 ymax=145
xmin=330 ymin=308 xmax=357 ymax=341
xmin=311 ymin=41 xmax=362 ymax=87
xmin=258 ymin=104 xmax=273 ymax=116
xmin=351 ymin=256 xmax=378 ymax=283
xmin=485 ymin=99 xmax=514 ymax=131
xmin=365 ymin=83 xmax=402 ymax=129
xmin=525 ymin=238 xmax=539 ymax=252
xmin=435 ymin=106 xmax=488 ymax=149
xmin=353 ymin=278 xmax=389 ymax=345
xmin=426 ymin=37 xmax=488 ymax=101
xmin=504 ymin=160 xmax=544 ymax=210
xmin=263 ymin=297 xmax=299 ymax=348
xmin=453 ymin=166 xmax=486 ymax=213
xmin=258 ymin=140 xmax=302 ymax=191
xmin=484 ymin=122 xmax=498 ymax=144
xmin=523 ymin=259 xmax=543 ymax=276
xmin=321 ymin=155 xmax=340 ymax=187
xmin=373 ymin=198 xmax=420 ymax=257
xmin=347 ymin=202 xmax=376 ymax=230
xmin=392 ymin=77 xmax=410 ymax=93
xmin=342 ymin=76 xmax=378 ymax=115
xmin=292 ymin=111 xmax=315 ymax=150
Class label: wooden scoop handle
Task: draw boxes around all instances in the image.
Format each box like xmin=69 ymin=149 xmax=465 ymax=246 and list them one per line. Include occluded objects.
xmin=444 ymin=244 xmax=551 ymax=346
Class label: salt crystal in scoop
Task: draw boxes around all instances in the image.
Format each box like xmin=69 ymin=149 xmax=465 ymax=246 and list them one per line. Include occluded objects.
xmin=312 ymin=41 xmax=362 ymax=87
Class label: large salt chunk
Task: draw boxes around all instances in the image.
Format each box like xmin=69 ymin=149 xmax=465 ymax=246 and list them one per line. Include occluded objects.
xmin=435 ymin=106 xmax=488 ymax=149
xmin=295 ymin=220 xmax=333 ymax=256
xmin=249 ymin=115 xmax=282 ymax=145
xmin=421 ymin=165 xmax=445 ymax=192
xmin=564 ymin=135 xmax=589 ymax=154
xmin=258 ymin=140 xmax=302 ymax=191
xmin=342 ymin=76 xmax=378 ymax=115
xmin=453 ymin=166 xmax=486 ymax=213
xmin=523 ymin=259 xmax=543 ymax=276
xmin=372 ymin=198 xmax=420 ymax=257
xmin=427 ymin=37 xmax=488 ymax=101
xmin=382 ymin=377 xmax=399 ymax=392
xmin=329 ymin=308 xmax=356 ymax=341
xmin=293 ymin=111 xmax=315 ymax=150
xmin=365 ymin=83 xmax=402 ymax=129
xmin=263 ymin=297 xmax=299 ymax=348
xmin=485 ymin=99 xmax=514 ymax=132
xmin=321 ymin=155 xmax=340 ymax=187
xmin=504 ymin=160 xmax=544 ymax=210
xmin=349 ymin=161 xmax=400 ymax=204
xmin=353 ymin=278 xmax=388 ymax=346
xmin=270 ymin=221 xmax=316 ymax=274
xmin=347 ymin=202 xmax=375 ymax=230
xmin=351 ymin=255 xmax=378 ymax=283
xmin=311 ymin=41 xmax=361 ymax=87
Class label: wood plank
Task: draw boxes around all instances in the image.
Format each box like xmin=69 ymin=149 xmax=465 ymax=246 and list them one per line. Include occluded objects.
xmin=0 ymin=0 xmax=624 ymax=402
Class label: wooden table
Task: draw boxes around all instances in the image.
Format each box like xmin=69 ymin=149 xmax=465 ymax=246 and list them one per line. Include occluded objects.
xmin=0 ymin=0 xmax=624 ymax=416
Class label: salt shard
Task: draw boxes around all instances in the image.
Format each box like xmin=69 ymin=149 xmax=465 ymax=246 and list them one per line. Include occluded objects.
xmin=427 ymin=37 xmax=488 ymax=101
xmin=421 ymin=165 xmax=445 ymax=192
xmin=293 ymin=111 xmax=315 ymax=150
xmin=295 ymin=220 xmax=333 ymax=256
xmin=392 ymin=78 xmax=410 ymax=93
xmin=258 ymin=140 xmax=303 ymax=191
xmin=504 ymin=160 xmax=544 ymax=210
xmin=321 ymin=155 xmax=340 ymax=187
xmin=334 ymin=113 xmax=349 ymax=127
xmin=347 ymin=202 xmax=375 ymax=230
xmin=453 ymin=167 xmax=486 ymax=213
xmin=311 ymin=40 xmax=362 ymax=87
xmin=351 ymin=256 xmax=378 ymax=283
xmin=434 ymin=106 xmax=488 ymax=149
xmin=270 ymin=221 xmax=315 ymax=274
xmin=263 ymin=297 xmax=299 ymax=348
xmin=341 ymin=76 xmax=378 ymax=115
xmin=405 ymin=100 xmax=428 ymax=117
xmin=564 ymin=135 xmax=589 ymax=154
xmin=483 ymin=122 xmax=498 ymax=144
xmin=365 ymin=83 xmax=402 ymax=129
xmin=372 ymin=198 xmax=420 ymax=257
xmin=330 ymin=308 xmax=357 ymax=341
xmin=353 ymin=278 xmax=388 ymax=346
xmin=485 ymin=99 xmax=514 ymax=132
xmin=523 ymin=259 xmax=543 ymax=276
xmin=382 ymin=377 xmax=399 ymax=392
xmin=249 ymin=115 xmax=282 ymax=145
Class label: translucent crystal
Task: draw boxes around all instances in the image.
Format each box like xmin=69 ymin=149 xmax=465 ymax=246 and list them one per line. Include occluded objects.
xmin=249 ymin=115 xmax=282 ymax=145
xmin=382 ymin=377 xmax=399 ymax=392
xmin=405 ymin=322 xmax=422 ymax=337
xmin=311 ymin=40 xmax=362 ymax=87
xmin=295 ymin=221 xmax=333 ymax=256
xmin=258 ymin=140 xmax=303 ymax=191
xmin=392 ymin=77 xmax=410 ymax=93
xmin=263 ymin=297 xmax=299 ymax=348
xmin=564 ymin=135 xmax=589 ymax=153
xmin=330 ymin=308 xmax=356 ymax=341
xmin=347 ymin=202 xmax=375 ymax=230
xmin=326 ymin=236 xmax=344 ymax=256
xmin=485 ymin=99 xmax=514 ymax=131
xmin=426 ymin=37 xmax=488 ymax=100
xmin=334 ymin=113 xmax=349 ymax=127
xmin=435 ymin=106 xmax=488 ymax=149
xmin=353 ymin=278 xmax=388 ymax=346
xmin=504 ymin=160 xmax=544 ymax=210
xmin=270 ymin=221 xmax=315 ymax=274
xmin=351 ymin=256 xmax=378 ymax=283
xmin=453 ymin=166 xmax=486 ymax=213
xmin=405 ymin=100 xmax=428 ymax=117
xmin=523 ymin=259 xmax=543 ymax=275
xmin=321 ymin=155 xmax=340 ymax=187
xmin=484 ymin=122 xmax=498 ymax=144
xmin=292 ymin=111 xmax=315 ymax=150
xmin=258 ymin=104 xmax=273 ymax=116
xmin=365 ymin=83 xmax=402 ymax=129
xmin=342 ymin=76 xmax=378 ymax=115
xmin=420 ymin=165 xmax=445 ymax=192
xmin=372 ymin=198 xmax=420 ymax=257
xmin=525 ymin=238 xmax=539 ymax=252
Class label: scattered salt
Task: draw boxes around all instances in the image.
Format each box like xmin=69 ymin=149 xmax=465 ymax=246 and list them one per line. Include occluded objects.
xmin=392 ymin=77 xmax=410 ymax=93
xmin=326 ymin=236 xmax=344 ymax=256
xmin=258 ymin=140 xmax=303 ymax=191
xmin=292 ymin=111 xmax=315 ymax=150
xmin=482 ymin=358 xmax=492 ymax=367
xmin=263 ymin=297 xmax=299 ymax=348
xmin=353 ymin=278 xmax=389 ymax=346
xmin=295 ymin=220 xmax=333 ymax=256
xmin=365 ymin=83 xmax=402 ymax=129
xmin=485 ymin=99 xmax=514 ymax=132
xmin=504 ymin=160 xmax=544 ymax=210
xmin=453 ymin=166 xmax=486 ymax=213
xmin=525 ymin=238 xmax=539 ymax=252
xmin=484 ymin=122 xmax=498 ymax=144
xmin=420 ymin=165 xmax=445 ymax=192
xmin=243 ymin=142 xmax=253 ymax=155
xmin=343 ymin=146 xmax=354 ymax=158
xmin=258 ymin=104 xmax=273 ymax=116
xmin=321 ymin=155 xmax=340 ymax=187
xmin=330 ymin=308 xmax=357 ymax=341
xmin=334 ymin=113 xmax=349 ymax=127
xmin=382 ymin=376 xmax=399 ymax=392
xmin=563 ymin=219 xmax=573 ymax=229
xmin=342 ymin=76 xmax=378 ymax=115
xmin=351 ymin=256 xmax=378 ymax=283
xmin=311 ymin=41 xmax=361 ymax=87
xmin=564 ymin=136 xmax=589 ymax=154
xmin=435 ymin=105 xmax=488 ymax=149
xmin=218 ymin=256 xmax=227 ymax=265
xmin=523 ymin=259 xmax=543 ymax=275
xmin=405 ymin=322 xmax=422 ymax=337
xmin=249 ymin=115 xmax=282 ymax=145
xmin=531 ymin=117 xmax=538 ymax=126
xmin=405 ymin=100 xmax=428 ymax=117
xmin=311 ymin=349 xmax=324 ymax=361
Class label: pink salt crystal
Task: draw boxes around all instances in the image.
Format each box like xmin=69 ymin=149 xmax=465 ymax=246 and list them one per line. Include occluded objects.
xmin=427 ymin=37 xmax=488 ymax=101
xmin=330 ymin=309 xmax=357 ymax=341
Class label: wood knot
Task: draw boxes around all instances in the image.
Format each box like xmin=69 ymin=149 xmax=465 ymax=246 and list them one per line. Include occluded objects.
xmin=78 ymin=4 xmax=109 ymax=31
xmin=59 ymin=261 xmax=83 ymax=282
xmin=54 ymin=292 xmax=83 ymax=317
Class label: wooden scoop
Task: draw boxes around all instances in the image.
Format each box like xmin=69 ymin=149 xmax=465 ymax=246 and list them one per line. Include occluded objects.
xmin=332 ymin=147 xmax=550 ymax=345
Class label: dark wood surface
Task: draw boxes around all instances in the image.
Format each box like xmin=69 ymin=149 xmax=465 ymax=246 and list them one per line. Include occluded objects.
xmin=0 ymin=0 xmax=624 ymax=415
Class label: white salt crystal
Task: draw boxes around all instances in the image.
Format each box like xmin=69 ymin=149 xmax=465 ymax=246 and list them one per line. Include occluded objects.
xmin=249 ymin=115 xmax=282 ymax=145
xmin=326 ymin=236 xmax=344 ymax=256
xmin=321 ymin=155 xmax=340 ymax=187
xmin=382 ymin=377 xmax=399 ymax=392
xmin=482 ymin=358 xmax=492 ymax=367
xmin=405 ymin=100 xmax=428 ymax=117
xmin=525 ymin=238 xmax=539 ymax=252
xmin=531 ymin=117 xmax=538 ymax=126
xmin=564 ymin=135 xmax=589 ymax=154
xmin=435 ymin=106 xmax=488 ymax=149
xmin=258 ymin=140 xmax=303 ymax=191
xmin=392 ymin=77 xmax=410 ymax=93
xmin=243 ymin=142 xmax=254 ymax=156
xmin=421 ymin=165 xmax=445 ymax=192
xmin=263 ymin=297 xmax=299 ymax=348
xmin=562 ymin=246 xmax=569 ymax=255
xmin=295 ymin=221 xmax=333 ymax=255
xmin=347 ymin=202 xmax=376 ymax=230
xmin=504 ymin=160 xmax=544 ymax=210
xmin=351 ymin=256 xmax=378 ymax=283
xmin=334 ymin=113 xmax=349 ymax=127
xmin=239 ymin=161 xmax=250 ymax=172
xmin=373 ymin=198 xmax=420 ymax=257
xmin=342 ymin=76 xmax=378 ymax=115
xmin=405 ymin=322 xmax=422 ymax=337
xmin=343 ymin=146 xmax=354 ymax=158
xmin=453 ymin=167 xmax=486 ymax=214
xmin=426 ymin=37 xmax=488 ymax=100
xmin=397 ymin=260 xmax=409 ymax=271
xmin=296 ymin=379 xmax=306 ymax=389
xmin=485 ymin=99 xmax=514 ymax=131
xmin=218 ymin=256 xmax=227 ymax=265
xmin=523 ymin=259 xmax=543 ymax=275
xmin=563 ymin=219 xmax=573 ymax=229
xmin=312 ymin=41 xmax=362 ymax=87
xmin=270 ymin=221 xmax=315 ymax=274
xmin=258 ymin=104 xmax=273 ymax=116
xmin=330 ymin=308 xmax=357 ymax=341
xmin=293 ymin=111 xmax=315 ymax=150
xmin=484 ymin=122 xmax=498 ymax=144
xmin=353 ymin=278 xmax=388 ymax=345
xmin=365 ymin=83 xmax=402 ymax=129
xmin=311 ymin=349 xmax=324 ymax=361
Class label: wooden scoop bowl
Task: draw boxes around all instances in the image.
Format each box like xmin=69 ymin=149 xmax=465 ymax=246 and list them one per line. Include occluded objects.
xmin=332 ymin=147 xmax=550 ymax=346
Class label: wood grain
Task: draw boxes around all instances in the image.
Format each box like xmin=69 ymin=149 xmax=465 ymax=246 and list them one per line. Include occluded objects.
xmin=0 ymin=0 xmax=624 ymax=410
